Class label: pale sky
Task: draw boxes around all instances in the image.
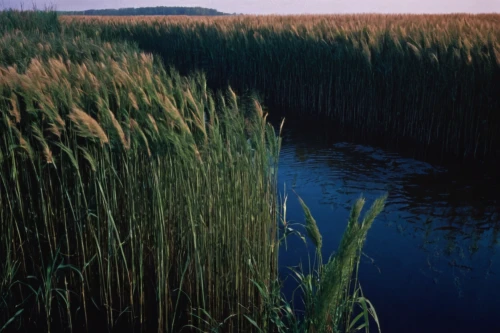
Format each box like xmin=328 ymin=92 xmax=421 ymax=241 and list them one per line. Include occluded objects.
xmin=1 ymin=0 xmax=499 ymax=14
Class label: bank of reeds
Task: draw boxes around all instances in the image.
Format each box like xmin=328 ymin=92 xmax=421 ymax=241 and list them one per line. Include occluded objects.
xmin=1 ymin=11 xmax=387 ymax=332
xmin=63 ymin=14 xmax=500 ymax=162
xmin=0 ymin=15 xmax=280 ymax=331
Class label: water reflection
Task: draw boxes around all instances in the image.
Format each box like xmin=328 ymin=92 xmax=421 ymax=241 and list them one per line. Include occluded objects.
xmin=276 ymin=119 xmax=500 ymax=333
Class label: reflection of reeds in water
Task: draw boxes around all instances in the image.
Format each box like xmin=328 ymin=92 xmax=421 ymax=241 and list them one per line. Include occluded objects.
xmin=418 ymin=209 xmax=500 ymax=298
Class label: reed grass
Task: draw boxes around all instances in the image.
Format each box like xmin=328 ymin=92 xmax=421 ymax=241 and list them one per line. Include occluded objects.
xmin=248 ymin=194 xmax=387 ymax=333
xmin=62 ymin=14 xmax=500 ymax=162
xmin=0 ymin=11 xmax=280 ymax=332
xmin=1 ymin=10 xmax=388 ymax=332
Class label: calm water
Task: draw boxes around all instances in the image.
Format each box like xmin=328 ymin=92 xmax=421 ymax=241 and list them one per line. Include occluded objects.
xmin=276 ymin=120 xmax=500 ymax=333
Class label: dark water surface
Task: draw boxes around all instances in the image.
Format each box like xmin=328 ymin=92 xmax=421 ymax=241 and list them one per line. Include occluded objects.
xmin=276 ymin=119 xmax=500 ymax=333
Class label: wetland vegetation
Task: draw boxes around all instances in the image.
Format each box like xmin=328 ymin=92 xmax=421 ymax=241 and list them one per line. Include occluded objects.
xmin=0 ymin=8 xmax=498 ymax=333
xmin=0 ymin=10 xmax=385 ymax=332
xmin=64 ymin=13 xmax=500 ymax=162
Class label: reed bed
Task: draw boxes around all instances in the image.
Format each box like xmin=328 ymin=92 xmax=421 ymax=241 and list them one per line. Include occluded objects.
xmin=63 ymin=14 xmax=500 ymax=162
xmin=1 ymin=11 xmax=388 ymax=332
xmin=0 ymin=12 xmax=281 ymax=332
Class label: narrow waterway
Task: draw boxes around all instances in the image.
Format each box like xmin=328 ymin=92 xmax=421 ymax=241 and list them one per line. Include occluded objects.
xmin=276 ymin=119 xmax=500 ymax=333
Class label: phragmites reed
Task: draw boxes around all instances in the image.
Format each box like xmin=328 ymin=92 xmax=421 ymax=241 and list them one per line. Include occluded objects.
xmin=298 ymin=195 xmax=322 ymax=252
xmin=313 ymin=195 xmax=386 ymax=332
xmin=69 ymin=106 xmax=109 ymax=145
xmin=1 ymin=10 xmax=392 ymax=333
xmin=64 ymin=13 xmax=500 ymax=162
xmin=0 ymin=11 xmax=280 ymax=332
xmin=280 ymin=195 xmax=386 ymax=333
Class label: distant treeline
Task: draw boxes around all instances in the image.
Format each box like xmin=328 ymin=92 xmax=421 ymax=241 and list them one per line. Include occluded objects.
xmin=60 ymin=6 xmax=229 ymax=16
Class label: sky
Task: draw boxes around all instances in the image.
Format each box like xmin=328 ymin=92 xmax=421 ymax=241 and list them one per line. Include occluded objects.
xmin=1 ymin=0 xmax=499 ymax=14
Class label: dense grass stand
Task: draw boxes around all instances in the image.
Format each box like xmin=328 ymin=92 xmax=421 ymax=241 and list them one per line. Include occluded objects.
xmin=1 ymin=10 xmax=387 ymax=333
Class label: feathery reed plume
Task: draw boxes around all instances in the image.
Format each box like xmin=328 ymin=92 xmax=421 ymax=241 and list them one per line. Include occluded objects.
xmin=147 ymin=114 xmax=159 ymax=134
xmin=108 ymin=109 xmax=130 ymax=149
xmin=69 ymin=107 xmax=109 ymax=146
xmin=9 ymin=93 xmax=21 ymax=123
xmin=10 ymin=126 xmax=34 ymax=161
xmin=130 ymin=118 xmax=151 ymax=156
xmin=312 ymin=195 xmax=386 ymax=331
xmin=297 ymin=195 xmax=322 ymax=252
xmin=48 ymin=122 xmax=63 ymax=138
xmin=128 ymin=91 xmax=139 ymax=111
xmin=32 ymin=125 xmax=54 ymax=164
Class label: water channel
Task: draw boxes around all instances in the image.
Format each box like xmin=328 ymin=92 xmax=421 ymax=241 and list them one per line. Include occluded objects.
xmin=275 ymin=118 xmax=500 ymax=333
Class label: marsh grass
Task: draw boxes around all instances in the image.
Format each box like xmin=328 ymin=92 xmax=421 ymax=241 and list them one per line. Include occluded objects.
xmin=246 ymin=194 xmax=387 ymax=333
xmin=0 ymin=11 xmax=280 ymax=331
xmin=63 ymin=14 xmax=500 ymax=162
xmin=1 ymin=10 xmax=388 ymax=332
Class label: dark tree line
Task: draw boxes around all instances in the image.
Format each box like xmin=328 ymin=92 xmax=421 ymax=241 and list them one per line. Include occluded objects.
xmin=60 ymin=6 xmax=229 ymax=16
